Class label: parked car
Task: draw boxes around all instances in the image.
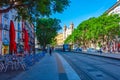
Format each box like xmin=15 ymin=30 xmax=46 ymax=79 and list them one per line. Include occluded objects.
xmin=74 ymin=47 xmax=82 ymax=52
xmin=87 ymin=48 xmax=96 ymax=53
xmin=97 ymin=48 xmax=103 ymax=53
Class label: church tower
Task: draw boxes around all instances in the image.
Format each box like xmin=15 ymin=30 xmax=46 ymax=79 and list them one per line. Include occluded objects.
xmin=63 ymin=25 xmax=67 ymax=41
xmin=70 ymin=22 xmax=74 ymax=31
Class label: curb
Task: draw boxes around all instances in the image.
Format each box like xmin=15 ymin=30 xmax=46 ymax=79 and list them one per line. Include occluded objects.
xmin=56 ymin=53 xmax=81 ymax=80
xmin=73 ymin=51 xmax=120 ymax=60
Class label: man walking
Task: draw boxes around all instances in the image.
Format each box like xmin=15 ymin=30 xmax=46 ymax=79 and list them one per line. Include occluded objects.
xmin=49 ymin=47 xmax=52 ymax=56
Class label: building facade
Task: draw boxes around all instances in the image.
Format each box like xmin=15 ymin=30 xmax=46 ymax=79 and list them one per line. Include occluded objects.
xmin=24 ymin=21 xmax=35 ymax=53
xmin=35 ymin=36 xmax=41 ymax=52
xmin=105 ymin=0 xmax=120 ymax=52
xmin=0 ymin=8 xmax=35 ymax=55
xmin=63 ymin=23 xmax=74 ymax=41
xmin=0 ymin=13 xmax=2 ymax=55
xmin=2 ymin=10 xmax=10 ymax=55
xmin=106 ymin=0 xmax=120 ymax=14
xmin=16 ymin=21 xmax=23 ymax=54
xmin=55 ymin=23 xmax=74 ymax=46
xmin=55 ymin=33 xmax=64 ymax=45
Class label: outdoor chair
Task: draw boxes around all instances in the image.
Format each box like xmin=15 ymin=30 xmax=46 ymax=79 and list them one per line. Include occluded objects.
xmin=17 ymin=57 xmax=26 ymax=70
xmin=0 ymin=58 xmax=5 ymax=72
xmin=24 ymin=54 xmax=33 ymax=67
xmin=4 ymin=54 xmax=18 ymax=72
xmin=0 ymin=55 xmax=4 ymax=71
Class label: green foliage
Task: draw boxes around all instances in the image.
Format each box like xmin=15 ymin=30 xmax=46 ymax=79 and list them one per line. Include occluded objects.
xmin=64 ymin=34 xmax=73 ymax=44
xmin=51 ymin=38 xmax=57 ymax=46
xmin=0 ymin=0 xmax=70 ymax=22
xmin=36 ymin=18 xmax=61 ymax=47
xmin=65 ymin=14 xmax=120 ymax=47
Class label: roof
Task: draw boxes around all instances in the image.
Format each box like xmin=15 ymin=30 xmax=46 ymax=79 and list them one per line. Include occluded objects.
xmin=105 ymin=1 xmax=120 ymax=14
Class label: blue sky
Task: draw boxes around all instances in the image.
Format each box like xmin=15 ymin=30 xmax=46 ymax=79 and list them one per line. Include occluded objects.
xmin=51 ymin=0 xmax=117 ymax=32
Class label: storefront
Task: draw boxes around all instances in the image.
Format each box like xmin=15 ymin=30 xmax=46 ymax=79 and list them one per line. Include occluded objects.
xmin=0 ymin=13 xmax=2 ymax=55
xmin=0 ymin=27 xmax=2 ymax=55
xmin=1 ymin=12 xmax=10 ymax=55
xmin=2 ymin=28 xmax=9 ymax=55
xmin=2 ymin=39 xmax=9 ymax=55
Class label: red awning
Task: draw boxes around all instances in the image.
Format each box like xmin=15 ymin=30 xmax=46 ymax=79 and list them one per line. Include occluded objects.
xmin=9 ymin=20 xmax=17 ymax=54
xmin=24 ymin=29 xmax=29 ymax=52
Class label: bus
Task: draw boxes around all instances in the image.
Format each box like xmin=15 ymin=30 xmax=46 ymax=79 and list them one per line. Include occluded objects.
xmin=63 ymin=44 xmax=71 ymax=52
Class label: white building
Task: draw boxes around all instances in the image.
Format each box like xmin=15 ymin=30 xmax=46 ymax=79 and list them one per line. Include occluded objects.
xmin=63 ymin=23 xmax=74 ymax=41
xmin=106 ymin=0 xmax=120 ymax=14
xmin=105 ymin=0 xmax=120 ymax=52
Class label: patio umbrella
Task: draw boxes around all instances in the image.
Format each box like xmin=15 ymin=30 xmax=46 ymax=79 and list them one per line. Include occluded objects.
xmin=26 ymin=30 xmax=29 ymax=51
xmin=24 ymin=29 xmax=29 ymax=52
xmin=9 ymin=20 xmax=17 ymax=54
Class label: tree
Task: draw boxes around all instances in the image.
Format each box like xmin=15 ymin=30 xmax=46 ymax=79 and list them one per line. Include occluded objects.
xmin=0 ymin=0 xmax=70 ymax=21
xmin=64 ymin=29 xmax=81 ymax=44
xmin=64 ymin=34 xmax=73 ymax=44
xmin=36 ymin=18 xmax=61 ymax=50
xmin=65 ymin=14 xmax=120 ymax=49
xmin=51 ymin=38 xmax=57 ymax=46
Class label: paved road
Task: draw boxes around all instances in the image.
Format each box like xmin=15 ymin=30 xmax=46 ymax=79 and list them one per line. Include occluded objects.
xmin=59 ymin=51 xmax=120 ymax=80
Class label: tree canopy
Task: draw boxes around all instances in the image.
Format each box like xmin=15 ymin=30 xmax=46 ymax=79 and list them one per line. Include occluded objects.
xmin=0 ymin=0 xmax=70 ymax=21
xmin=65 ymin=14 xmax=120 ymax=48
xmin=36 ymin=18 xmax=61 ymax=49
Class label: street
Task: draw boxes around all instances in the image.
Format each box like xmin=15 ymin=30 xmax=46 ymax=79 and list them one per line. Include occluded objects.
xmin=1 ymin=0 xmax=120 ymax=80
xmin=1 ymin=51 xmax=120 ymax=80
xmin=59 ymin=51 xmax=120 ymax=80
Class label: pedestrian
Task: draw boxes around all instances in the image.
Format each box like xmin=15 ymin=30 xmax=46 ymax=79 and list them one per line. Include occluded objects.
xmin=49 ymin=47 xmax=52 ymax=56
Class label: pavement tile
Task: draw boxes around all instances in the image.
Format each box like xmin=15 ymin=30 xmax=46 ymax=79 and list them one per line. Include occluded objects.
xmin=12 ymin=53 xmax=59 ymax=80
xmin=11 ymin=52 xmax=82 ymax=80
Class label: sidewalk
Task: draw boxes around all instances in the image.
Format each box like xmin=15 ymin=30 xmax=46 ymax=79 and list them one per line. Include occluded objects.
xmin=81 ymin=51 xmax=120 ymax=60
xmin=12 ymin=53 xmax=81 ymax=80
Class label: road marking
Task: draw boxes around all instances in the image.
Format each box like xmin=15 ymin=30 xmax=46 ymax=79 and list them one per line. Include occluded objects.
xmin=56 ymin=53 xmax=81 ymax=80
xmin=55 ymin=54 xmax=68 ymax=80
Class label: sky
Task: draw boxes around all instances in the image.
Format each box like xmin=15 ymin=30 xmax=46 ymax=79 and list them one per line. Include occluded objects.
xmin=51 ymin=0 xmax=117 ymax=32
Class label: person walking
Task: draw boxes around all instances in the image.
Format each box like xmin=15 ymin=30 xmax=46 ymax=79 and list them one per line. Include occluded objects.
xmin=49 ymin=47 xmax=52 ymax=56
